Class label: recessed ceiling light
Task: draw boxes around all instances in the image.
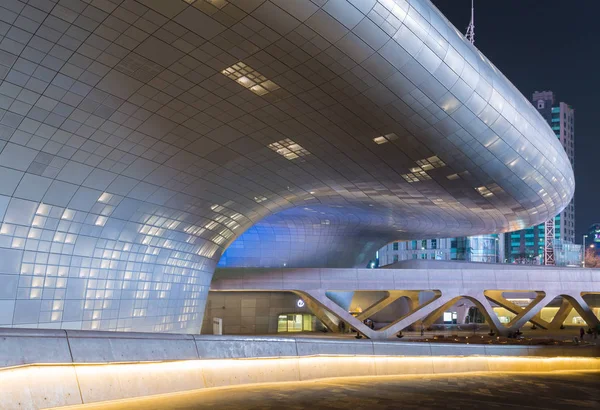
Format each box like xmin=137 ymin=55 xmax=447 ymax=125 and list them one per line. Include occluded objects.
xmin=373 ymin=133 xmax=399 ymax=145
xmin=222 ymin=61 xmax=280 ymax=96
xmin=268 ymin=138 xmax=311 ymax=161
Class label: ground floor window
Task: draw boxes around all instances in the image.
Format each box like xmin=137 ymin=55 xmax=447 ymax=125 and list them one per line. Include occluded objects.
xmin=443 ymin=311 xmax=458 ymax=324
xmin=277 ymin=314 xmax=316 ymax=332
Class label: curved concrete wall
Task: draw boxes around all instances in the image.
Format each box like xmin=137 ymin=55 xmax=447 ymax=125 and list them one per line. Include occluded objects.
xmin=5 ymin=328 xmax=598 ymax=369
xmin=1 ymin=329 xmax=599 ymax=409
xmin=5 ymin=355 xmax=599 ymax=410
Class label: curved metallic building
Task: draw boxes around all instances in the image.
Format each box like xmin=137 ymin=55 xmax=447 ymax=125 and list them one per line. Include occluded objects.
xmin=0 ymin=0 xmax=573 ymax=332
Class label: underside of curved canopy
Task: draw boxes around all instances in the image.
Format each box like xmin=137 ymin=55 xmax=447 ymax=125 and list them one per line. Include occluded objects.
xmin=0 ymin=0 xmax=573 ymax=332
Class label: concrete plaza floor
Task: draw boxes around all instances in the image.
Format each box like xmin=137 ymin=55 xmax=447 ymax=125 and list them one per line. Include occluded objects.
xmin=72 ymin=371 xmax=600 ymax=410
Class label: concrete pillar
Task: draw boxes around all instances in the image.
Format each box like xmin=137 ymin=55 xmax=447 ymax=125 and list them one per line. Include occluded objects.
xmin=564 ymin=293 xmax=600 ymax=328
xmin=376 ymin=292 xmax=455 ymax=339
xmin=356 ymin=291 xmax=419 ymax=321
xmin=420 ymin=297 xmax=460 ymax=328
xmin=484 ymin=291 xmax=550 ymax=329
xmin=504 ymin=292 xmax=556 ymax=332
xmin=547 ymin=297 xmax=574 ymax=330
xmin=469 ymin=291 xmax=505 ymax=336
xmin=325 ymin=291 xmax=354 ymax=311
xmin=301 ymin=290 xmax=376 ymax=338
xmin=418 ymin=293 xmax=502 ymax=336
xmin=293 ymin=291 xmax=340 ymax=333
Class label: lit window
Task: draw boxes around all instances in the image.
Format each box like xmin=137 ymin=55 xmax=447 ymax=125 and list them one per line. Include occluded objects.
xmin=476 ymin=183 xmax=504 ymax=198
xmin=475 ymin=186 xmax=494 ymax=197
xmin=95 ymin=216 xmax=107 ymax=226
xmin=222 ymin=62 xmax=280 ymax=96
xmin=249 ymin=85 xmax=268 ymax=95
xmin=198 ymin=0 xmax=230 ymax=9
xmin=254 ymin=196 xmax=267 ymax=203
xmin=373 ymin=133 xmax=398 ymax=144
xmin=36 ymin=204 xmax=50 ymax=216
xmin=416 ymin=155 xmax=446 ymax=171
xmin=401 ymin=156 xmax=446 ymax=183
xmin=268 ymin=138 xmax=311 ymax=161
xmin=98 ymin=193 xmax=112 ymax=203
xmin=401 ymin=169 xmax=431 ymax=183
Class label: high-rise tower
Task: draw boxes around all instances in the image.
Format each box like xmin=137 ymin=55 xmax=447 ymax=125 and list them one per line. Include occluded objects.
xmin=505 ymin=91 xmax=575 ymax=263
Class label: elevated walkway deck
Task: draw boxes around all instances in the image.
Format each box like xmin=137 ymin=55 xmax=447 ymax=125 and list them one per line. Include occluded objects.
xmin=211 ymin=263 xmax=600 ymax=339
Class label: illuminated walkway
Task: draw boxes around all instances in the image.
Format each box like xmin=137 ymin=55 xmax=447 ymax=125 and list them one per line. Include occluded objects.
xmin=67 ymin=371 xmax=600 ymax=410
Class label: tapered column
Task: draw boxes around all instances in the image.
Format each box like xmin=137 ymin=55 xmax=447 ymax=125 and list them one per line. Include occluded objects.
xmin=293 ymin=291 xmax=340 ymax=333
xmin=356 ymin=291 xmax=419 ymax=321
xmin=504 ymin=292 xmax=556 ymax=332
xmin=300 ymin=290 xmax=376 ymax=338
xmin=484 ymin=291 xmax=550 ymax=329
xmin=547 ymin=298 xmax=574 ymax=330
xmin=420 ymin=297 xmax=462 ymax=328
xmin=564 ymin=293 xmax=600 ymax=328
xmin=470 ymin=291 xmax=505 ymax=336
xmin=376 ymin=292 xmax=454 ymax=339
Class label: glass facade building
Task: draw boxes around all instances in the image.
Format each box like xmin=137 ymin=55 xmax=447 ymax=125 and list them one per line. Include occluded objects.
xmin=505 ymin=92 xmax=575 ymax=264
xmin=586 ymin=223 xmax=600 ymax=257
xmin=378 ymin=234 xmax=503 ymax=266
xmin=553 ymin=239 xmax=582 ymax=267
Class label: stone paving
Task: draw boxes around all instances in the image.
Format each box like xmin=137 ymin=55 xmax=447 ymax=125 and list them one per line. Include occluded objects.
xmin=73 ymin=371 xmax=600 ymax=410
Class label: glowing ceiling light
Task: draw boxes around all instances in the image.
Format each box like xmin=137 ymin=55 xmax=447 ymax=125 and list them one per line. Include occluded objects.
xmin=36 ymin=203 xmax=50 ymax=215
xmin=268 ymin=138 xmax=311 ymax=161
xmin=475 ymin=186 xmax=494 ymax=197
xmin=373 ymin=133 xmax=399 ymax=144
xmin=98 ymin=193 xmax=112 ymax=203
xmin=222 ymin=61 xmax=280 ymax=96
xmin=95 ymin=216 xmax=107 ymax=226
xmin=416 ymin=155 xmax=446 ymax=171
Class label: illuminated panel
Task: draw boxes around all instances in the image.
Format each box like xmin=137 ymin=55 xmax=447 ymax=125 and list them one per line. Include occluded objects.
xmin=268 ymin=139 xmax=311 ymax=161
xmin=476 ymin=186 xmax=494 ymax=197
xmin=475 ymin=183 xmax=505 ymax=198
xmin=373 ymin=133 xmax=399 ymax=145
xmin=401 ymin=156 xmax=446 ymax=183
xmin=222 ymin=62 xmax=280 ymax=96
xmin=416 ymin=156 xmax=446 ymax=171
xmin=402 ymin=168 xmax=432 ymax=183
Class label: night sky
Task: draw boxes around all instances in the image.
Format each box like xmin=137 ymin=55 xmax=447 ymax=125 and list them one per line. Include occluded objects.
xmin=431 ymin=0 xmax=600 ymax=243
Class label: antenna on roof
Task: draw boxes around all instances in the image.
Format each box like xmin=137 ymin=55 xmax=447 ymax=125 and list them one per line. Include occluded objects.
xmin=466 ymin=0 xmax=475 ymax=45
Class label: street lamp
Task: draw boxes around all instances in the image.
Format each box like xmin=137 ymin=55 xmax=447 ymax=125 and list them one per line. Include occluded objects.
xmin=583 ymin=234 xmax=588 ymax=268
xmin=495 ymin=237 xmax=499 ymax=263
